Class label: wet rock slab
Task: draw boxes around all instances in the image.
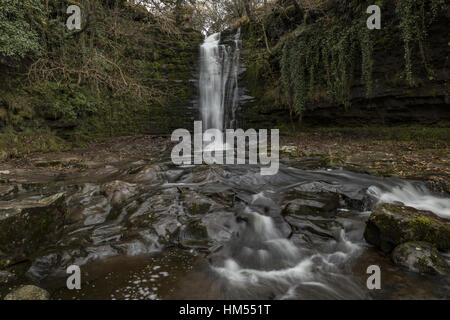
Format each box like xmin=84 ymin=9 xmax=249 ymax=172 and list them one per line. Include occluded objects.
xmin=364 ymin=204 xmax=450 ymax=253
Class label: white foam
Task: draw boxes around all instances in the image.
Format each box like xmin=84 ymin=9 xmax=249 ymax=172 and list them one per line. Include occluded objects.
xmin=368 ymin=183 xmax=450 ymax=218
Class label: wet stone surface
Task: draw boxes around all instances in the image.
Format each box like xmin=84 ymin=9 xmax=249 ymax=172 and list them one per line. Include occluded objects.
xmin=392 ymin=242 xmax=449 ymax=275
xmin=0 ymin=159 xmax=449 ymax=300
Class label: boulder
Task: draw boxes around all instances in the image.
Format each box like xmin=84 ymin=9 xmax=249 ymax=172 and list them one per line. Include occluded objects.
xmin=392 ymin=242 xmax=449 ymax=275
xmin=364 ymin=204 xmax=450 ymax=253
xmin=4 ymin=285 xmax=50 ymax=300
xmin=0 ymin=193 xmax=67 ymax=268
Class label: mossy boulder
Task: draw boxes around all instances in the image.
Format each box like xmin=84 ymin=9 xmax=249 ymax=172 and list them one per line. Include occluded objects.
xmin=4 ymin=285 xmax=50 ymax=300
xmin=392 ymin=242 xmax=449 ymax=276
xmin=364 ymin=204 xmax=450 ymax=253
xmin=0 ymin=193 xmax=67 ymax=268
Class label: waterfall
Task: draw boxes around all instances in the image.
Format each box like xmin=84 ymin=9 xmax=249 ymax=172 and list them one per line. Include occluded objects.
xmin=199 ymin=29 xmax=241 ymax=131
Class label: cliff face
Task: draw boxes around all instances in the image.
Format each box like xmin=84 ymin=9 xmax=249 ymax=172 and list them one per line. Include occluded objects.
xmin=0 ymin=1 xmax=203 ymax=147
xmin=299 ymin=17 xmax=449 ymax=126
xmin=237 ymin=0 xmax=450 ymax=129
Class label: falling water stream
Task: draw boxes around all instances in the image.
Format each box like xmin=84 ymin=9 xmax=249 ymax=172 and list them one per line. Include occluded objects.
xmin=1 ymin=32 xmax=449 ymax=300
xmin=199 ymin=30 xmax=241 ymax=131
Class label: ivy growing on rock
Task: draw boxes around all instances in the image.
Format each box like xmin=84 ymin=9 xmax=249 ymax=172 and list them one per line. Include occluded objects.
xmin=395 ymin=0 xmax=446 ymax=85
xmin=280 ymin=16 xmax=372 ymax=116
xmin=278 ymin=0 xmax=445 ymax=119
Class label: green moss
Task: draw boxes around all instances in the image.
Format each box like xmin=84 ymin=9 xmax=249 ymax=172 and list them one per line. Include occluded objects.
xmin=367 ymin=204 xmax=450 ymax=251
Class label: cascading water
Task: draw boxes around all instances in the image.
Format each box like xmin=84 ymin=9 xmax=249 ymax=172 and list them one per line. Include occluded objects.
xmin=8 ymin=31 xmax=449 ymax=301
xmin=199 ymin=30 xmax=241 ymax=131
xmin=16 ymin=159 xmax=450 ymax=300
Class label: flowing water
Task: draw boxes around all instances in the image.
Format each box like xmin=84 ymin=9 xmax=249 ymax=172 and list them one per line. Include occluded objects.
xmin=4 ymin=160 xmax=449 ymax=300
xmin=199 ymin=30 xmax=241 ymax=130
xmin=2 ymin=31 xmax=449 ymax=300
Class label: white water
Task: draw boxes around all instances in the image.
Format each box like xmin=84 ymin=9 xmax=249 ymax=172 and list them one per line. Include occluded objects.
xmin=199 ymin=30 xmax=241 ymax=131
xmin=368 ymin=182 xmax=450 ymax=219
xmin=212 ymin=202 xmax=364 ymax=299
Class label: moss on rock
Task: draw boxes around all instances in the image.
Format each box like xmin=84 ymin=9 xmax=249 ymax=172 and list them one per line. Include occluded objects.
xmin=364 ymin=203 xmax=450 ymax=253
xmin=392 ymin=242 xmax=449 ymax=275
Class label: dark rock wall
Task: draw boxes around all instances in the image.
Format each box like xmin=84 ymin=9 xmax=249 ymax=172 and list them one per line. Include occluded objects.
xmin=237 ymin=3 xmax=449 ymax=128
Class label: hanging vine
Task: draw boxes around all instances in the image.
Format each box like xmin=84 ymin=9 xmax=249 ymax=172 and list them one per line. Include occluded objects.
xmin=278 ymin=0 xmax=445 ymax=119
xmin=395 ymin=0 xmax=446 ymax=85
xmin=280 ymin=15 xmax=372 ymax=118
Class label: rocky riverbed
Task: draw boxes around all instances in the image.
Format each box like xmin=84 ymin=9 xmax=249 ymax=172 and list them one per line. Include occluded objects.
xmin=0 ymin=135 xmax=449 ymax=300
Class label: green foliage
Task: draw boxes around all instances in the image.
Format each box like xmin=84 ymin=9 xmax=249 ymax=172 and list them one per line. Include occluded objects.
xmin=30 ymin=82 xmax=99 ymax=122
xmin=0 ymin=0 xmax=46 ymax=61
xmin=395 ymin=0 xmax=446 ymax=86
xmin=0 ymin=0 xmax=203 ymax=154
xmin=275 ymin=0 xmax=445 ymax=119
xmin=280 ymin=16 xmax=372 ymax=116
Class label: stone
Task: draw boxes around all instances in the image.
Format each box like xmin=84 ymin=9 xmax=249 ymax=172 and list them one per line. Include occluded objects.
xmin=280 ymin=145 xmax=299 ymax=157
xmin=0 ymin=184 xmax=16 ymax=198
xmin=0 ymin=193 xmax=67 ymax=268
xmin=364 ymin=204 xmax=450 ymax=253
xmin=4 ymin=285 xmax=50 ymax=300
xmin=283 ymin=192 xmax=340 ymax=217
xmin=0 ymin=270 xmax=16 ymax=285
xmin=392 ymin=242 xmax=449 ymax=275
xmin=101 ymin=180 xmax=137 ymax=205
xmin=178 ymin=220 xmax=210 ymax=249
